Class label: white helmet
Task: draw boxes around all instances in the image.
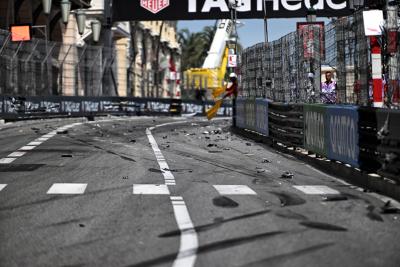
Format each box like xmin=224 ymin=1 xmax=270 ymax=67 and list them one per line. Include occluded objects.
xmin=229 ymin=73 xmax=237 ymax=78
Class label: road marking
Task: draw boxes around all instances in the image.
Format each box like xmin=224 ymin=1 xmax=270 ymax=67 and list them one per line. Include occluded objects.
xmin=27 ymin=141 xmax=42 ymax=146
xmin=171 ymin=195 xmax=198 ymax=267
xmin=19 ymin=145 xmax=36 ymax=151
xmin=146 ymin=128 xmax=176 ymax=184
xmin=133 ymin=184 xmax=170 ymax=195
xmin=37 ymin=137 xmax=49 ymax=142
xmin=0 ymin=184 xmax=7 ymax=191
xmin=47 ymin=183 xmax=88 ymax=195
xmin=213 ymin=185 xmax=257 ymax=195
xmin=293 ymin=185 xmax=340 ymax=195
xmin=8 ymin=151 xmax=26 ymax=157
xmin=146 ymin=124 xmax=198 ymax=267
xmin=0 ymin=158 xmax=16 ymax=164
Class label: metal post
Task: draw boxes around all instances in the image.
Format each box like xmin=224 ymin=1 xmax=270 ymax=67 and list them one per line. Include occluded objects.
xmin=102 ymin=0 xmax=114 ymax=96
xmin=386 ymin=0 xmax=399 ymax=106
xmin=370 ymin=36 xmax=383 ymax=107
xmin=263 ymin=0 xmax=269 ymax=43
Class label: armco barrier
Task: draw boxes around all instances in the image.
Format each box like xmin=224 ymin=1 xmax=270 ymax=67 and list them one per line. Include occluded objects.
xmin=376 ymin=109 xmax=400 ymax=183
xmin=269 ymin=102 xmax=303 ymax=147
xmin=235 ymin=100 xmax=400 ymax=195
xmin=0 ymin=96 xmax=232 ymax=121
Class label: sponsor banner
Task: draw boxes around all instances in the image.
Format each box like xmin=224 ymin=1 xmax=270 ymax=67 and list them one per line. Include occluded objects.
xmin=303 ymin=104 xmax=328 ymax=156
xmin=245 ymin=99 xmax=256 ymax=131
xmin=255 ymin=98 xmax=269 ymax=136
xmin=326 ymin=105 xmax=359 ymax=167
xmin=297 ymin=22 xmax=325 ymax=60
xmin=113 ymin=0 xmax=351 ymax=21
xmin=0 ymin=96 xmax=232 ymax=118
xmin=235 ymin=98 xmax=246 ymax=129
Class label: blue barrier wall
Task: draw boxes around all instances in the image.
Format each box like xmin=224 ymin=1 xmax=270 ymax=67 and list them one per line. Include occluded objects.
xmin=245 ymin=99 xmax=256 ymax=131
xmin=326 ymin=105 xmax=359 ymax=167
xmin=255 ymin=98 xmax=269 ymax=136
xmin=304 ymin=104 xmax=328 ymax=156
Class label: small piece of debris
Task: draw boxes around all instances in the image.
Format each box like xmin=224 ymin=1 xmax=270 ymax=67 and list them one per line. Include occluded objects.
xmin=79 ymin=224 xmax=85 ymax=228
xmin=202 ymin=131 xmax=209 ymax=135
xmin=57 ymin=130 xmax=68 ymax=134
xmin=61 ymin=154 xmax=73 ymax=158
xmin=381 ymin=201 xmax=400 ymax=214
xmin=281 ymin=171 xmax=294 ymax=179
xmin=322 ymin=195 xmax=348 ymax=202
xmin=122 ymin=176 xmax=128 ymax=180
xmin=162 ymin=136 xmax=168 ymax=139
xmin=246 ymin=142 xmax=252 ymax=146
xmin=262 ymin=158 xmax=271 ymax=163
xmin=207 ymin=144 xmax=217 ymax=147
xmin=129 ymin=139 xmax=136 ymax=143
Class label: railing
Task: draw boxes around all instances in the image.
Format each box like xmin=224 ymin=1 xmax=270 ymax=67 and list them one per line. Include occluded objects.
xmin=235 ymin=98 xmax=400 ymax=184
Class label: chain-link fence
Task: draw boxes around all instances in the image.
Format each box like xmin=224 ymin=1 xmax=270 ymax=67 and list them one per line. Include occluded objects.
xmin=0 ymin=29 xmax=119 ymax=97
xmin=240 ymin=24 xmax=323 ymax=103
xmin=240 ymin=10 xmax=400 ymax=106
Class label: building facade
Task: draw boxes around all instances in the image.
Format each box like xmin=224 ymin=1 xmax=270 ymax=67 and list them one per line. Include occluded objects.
xmin=0 ymin=0 xmax=181 ymax=98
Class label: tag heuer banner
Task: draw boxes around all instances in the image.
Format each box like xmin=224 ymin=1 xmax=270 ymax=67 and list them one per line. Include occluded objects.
xmin=112 ymin=0 xmax=352 ymax=21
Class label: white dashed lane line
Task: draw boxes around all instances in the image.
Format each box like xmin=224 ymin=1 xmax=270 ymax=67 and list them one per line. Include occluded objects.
xmin=47 ymin=183 xmax=88 ymax=195
xmin=0 ymin=122 xmax=83 ymax=165
xmin=133 ymin=184 xmax=170 ymax=195
xmin=293 ymin=185 xmax=341 ymax=195
xmin=0 ymin=184 xmax=7 ymax=191
xmin=213 ymin=185 xmax=257 ymax=195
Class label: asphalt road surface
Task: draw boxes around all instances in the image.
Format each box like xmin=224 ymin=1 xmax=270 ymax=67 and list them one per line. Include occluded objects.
xmin=1 ymin=116 xmax=400 ymax=267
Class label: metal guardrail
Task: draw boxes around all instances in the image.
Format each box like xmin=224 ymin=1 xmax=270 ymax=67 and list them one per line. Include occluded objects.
xmin=0 ymin=96 xmax=232 ymax=121
xmin=269 ymin=102 xmax=303 ymax=147
xmin=236 ymin=100 xmax=400 ymax=184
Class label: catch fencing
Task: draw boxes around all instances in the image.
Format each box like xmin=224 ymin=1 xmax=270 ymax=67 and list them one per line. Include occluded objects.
xmin=0 ymin=29 xmax=115 ymax=97
xmin=240 ymin=11 xmax=400 ymax=107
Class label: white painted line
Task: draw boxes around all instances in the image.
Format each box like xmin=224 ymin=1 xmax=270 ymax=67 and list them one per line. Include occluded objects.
xmin=36 ymin=137 xmax=49 ymax=142
xmin=47 ymin=183 xmax=87 ymax=195
xmin=133 ymin=184 xmax=170 ymax=195
xmin=28 ymin=141 xmax=42 ymax=146
xmin=0 ymin=184 xmax=7 ymax=191
xmin=19 ymin=146 xmax=36 ymax=151
xmin=293 ymin=185 xmax=340 ymax=195
xmin=146 ymin=128 xmax=176 ymax=184
xmin=43 ymin=134 xmax=55 ymax=138
xmin=213 ymin=185 xmax=257 ymax=195
xmin=0 ymin=158 xmax=16 ymax=164
xmin=172 ymin=198 xmax=198 ymax=267
xmin=146 ymin=125 xmax=198 ymax=267
xmin=8 ymin=151 xmax=26 ymax=157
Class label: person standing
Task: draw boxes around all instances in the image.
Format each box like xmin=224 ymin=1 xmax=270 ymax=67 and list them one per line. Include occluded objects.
xmin=321 ymin=71 xmax=337 ymax=104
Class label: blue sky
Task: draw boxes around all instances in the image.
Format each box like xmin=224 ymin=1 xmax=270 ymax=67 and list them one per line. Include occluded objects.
xmin=178 ymin=18 xmax=327 ymax=48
